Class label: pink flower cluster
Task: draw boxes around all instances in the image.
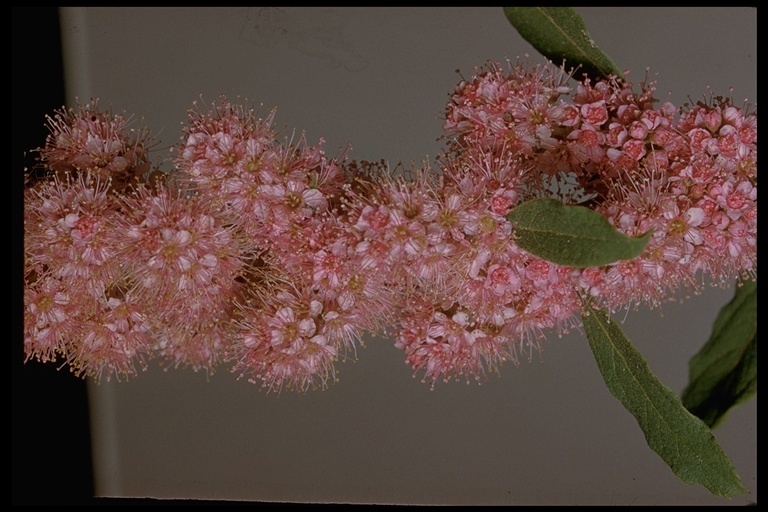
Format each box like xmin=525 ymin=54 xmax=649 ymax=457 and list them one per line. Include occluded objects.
xmin=23 ymin=61 xmax=757 ymax=391
xmin=442 ymin=61 xmax=756 ymax=310
xmin=24 ymin=98 xmax=393 ymax=391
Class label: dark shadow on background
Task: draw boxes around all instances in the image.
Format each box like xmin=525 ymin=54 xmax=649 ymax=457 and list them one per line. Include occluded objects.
xmin=13 ymin=6 xmax=96 ymax=506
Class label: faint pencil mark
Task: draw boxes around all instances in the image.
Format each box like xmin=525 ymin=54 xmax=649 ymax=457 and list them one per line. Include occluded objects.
xmin=240 ymin=7 xmax=369 ymax=72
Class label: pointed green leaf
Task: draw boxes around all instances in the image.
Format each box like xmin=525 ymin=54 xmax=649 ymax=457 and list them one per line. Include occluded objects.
xmin=506 ymin=198 xmax=651 ymax=267
xmin=503 ymin=7 xmax=624 ymax=80
xmin=582 ymin=303 xmax=747 ymax=498
xmin=682 ymin=279 xmax=757 ymax=429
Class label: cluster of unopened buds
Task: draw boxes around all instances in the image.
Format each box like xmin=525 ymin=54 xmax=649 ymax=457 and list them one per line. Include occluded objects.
xmin=24 ymin=60 xmax=757 ymax=392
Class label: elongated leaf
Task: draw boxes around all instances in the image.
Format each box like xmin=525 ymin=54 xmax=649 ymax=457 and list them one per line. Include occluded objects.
xmin=506 ymin=198 xmax=651 ymax=267
xmin=682 ymin=279 xmax=757 ymax=429
xmin=503 ymin=7 xmax=624 ymax=80
xmin=581 ymin=303 xmax=747 ymax=498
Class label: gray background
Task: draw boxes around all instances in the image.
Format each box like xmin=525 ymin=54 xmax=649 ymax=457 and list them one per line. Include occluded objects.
xmin=60 ymin=7 xmax=756 ymax=505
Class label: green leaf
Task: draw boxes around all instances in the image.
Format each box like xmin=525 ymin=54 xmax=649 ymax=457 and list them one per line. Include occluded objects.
xmin=506 ymin=198 xmax=651 ymax=267
xmin=681 ymin=279 xmax=757 ymax=429
xmin=503 ymin=7 xmax=624 ymax=80
xmin=582 ymin=303 xmax=747 ymax=498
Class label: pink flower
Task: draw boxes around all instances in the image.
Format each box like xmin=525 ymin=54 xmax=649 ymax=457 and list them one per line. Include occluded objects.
xmin=37 ymin=99 xmax=152 ymax=190
xmin=66 ymin=292 xmax=154 ymax=380
xmin=394 ymin=297 xmax=508 ymax=387
xmin=24 ymin=172 xmax=126 ymax=290
xmin=581 ymin=100 xmax=609 ymax=126
xmin=231 ymin=289 xmax=342 ymax=393
xmin=22 ymin=66 xmax=757 ymax=391
xmin=115 ymin=183 xmax=244 ymax=371
xmin=24 ymin=275 xmax=79 ymax=364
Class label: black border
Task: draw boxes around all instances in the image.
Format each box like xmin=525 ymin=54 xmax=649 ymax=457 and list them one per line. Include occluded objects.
xmin=13 ymin=6 xmax=95 ymax=506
